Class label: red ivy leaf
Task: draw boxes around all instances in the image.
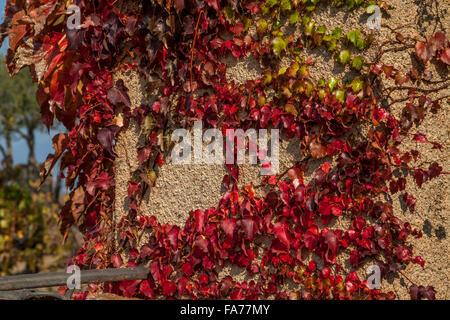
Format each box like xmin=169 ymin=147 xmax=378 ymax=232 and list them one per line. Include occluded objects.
xmin=166 ymin=227 xmax=179 ymax=250
xmin=150 ymin=261 xmax=164 ymax=284
xmin=412 ymin=256 xmax=425 ymax=268
xmin=273 ymin=222 xmax=290 ymax=249
xmin=139 ymin=280 xmax=154 ymax=298
xmin=127 ymin=181 xmax=140 ymax=198
xmin=207 ymin=0 xmax=220 ymax=11
xmin=119 ymin=280 xmax=140 ymax=297
xmin=181 ymin=262 xmax=194 ymax=276
xmin=403 ymin=193 xmax=417 ymax=211
xmin=413 ymin=132 xmax=428 ymax=143
xmin=413 ymin=169 xmax=428 ymax=188
xmin=111 ymin=254 xmax=123 ymax=268
xmin=428 ymin=162 xmax=442 ymax=179
xmin=194 ymin=209 xmax=205 ymax=233
xmin=309 ymin=140 xmax=328 ymax=158
xmin=415 ymin=42 xmax=432 ymax=63
xmin=97 ymin=125 xmax=120 ymax=157
xmin=440 ymin=47 xmax=450 ymax=65
xmin=220 ymin=218 xmax=237 ymax=237
xmin=107 ymin=79 xmax=131 ymax=108
xmin=162 ymin=281 xmax=177 ymax=296
xmin=230 ymin=287 xmax=245 ymax=300
xmin=324 ymin=230 xmax=339 ymax=255
xmin=241 ymin=218 xmax=258 ymax=241
xmin=174 ymin=0 xmax=185 ymax=13
xmin=304 ymin=226 xmax=319 ymax=250
xmin=219 ymin=276 xmax=233 ymax=297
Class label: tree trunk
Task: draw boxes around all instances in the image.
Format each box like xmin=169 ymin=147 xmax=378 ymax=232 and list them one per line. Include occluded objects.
xmin=24 ymin=128 xmax=40 ymax=183
xmin=4 ymin=129 xmax=13 ymax=170
xmin=53 ymin=171 xmax=62 ymax=203
xmin=26 ymin=128 xmax=38 ymax=169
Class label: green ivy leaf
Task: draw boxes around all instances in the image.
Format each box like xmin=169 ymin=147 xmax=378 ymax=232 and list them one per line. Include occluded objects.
xmin=318 ymin=88 xmax=326 ymax=99
xmin=224 ymin=6 xmax=234 ymax=20
xmin=327 ymin=40 xmax=338 ymax=51
xmin=328 ymin=77 xmax=339 ymax=91
xmin=351 ymin=56 xmax=363 ymax=70
xmin=302 ymin=15 xmax=311 ymax=25
xmin=257 ymin=19 xmax=268 ymax=34
xmin=305 ymin=82 xmax=314 ymax=97
xmin=272 ymin=37 xmax=288 ymax=56
xmin=292 ymin=47 xmax=302 ymax=57
xmin=318 ymin=78 xmax=326 ymax=87
xmin=266 ymin=0 xmax=280 ymax=8
xmin=261 ymin=5 xmax=269 ymax=14
xmin=334 ymin=89 xmax=345 ymax=103
xmin=337 ymin=50 xmax=351 ymax=64
xmin=347 ymin=30 xmax=360 ymax=46
xmin=288 ymin=62 xmax=300 ymax=77
xmin=281 ymin=0 xmax=292 ymax=11
xmin=366 ymin=4 xmax=378 ymax=13
xmin=351 ymin=78 xmax=364 ymax=92
xmin=258 ymin=96 xmax=266 ymax=106
xmin=356 ymin=38 xmax=365 ymax=50
xmin=289 ymin=12 xmax=301 ymax=24
xmin=304 ymin=21 xmax=315 ymax=36
xmin=316 ymin=25 xmax=327 ymax=34
xmin=243 ymin=17 xmax=252 ymax=30
xmin=305 ymin=0 xmax=318 ymax=11
xmin=346 ymin=0 xmax=355 ymax=9
xmin=299 ymin=65 xmax=309 ymax=77
xmin=283 ymin=86 xmax=292 ymax=97
xmin=323 ymin=34 xmax=332 ymax=42
xmin=332 ymin=27 xmax=342 ymax=39
xmin=263 ymin=71 xmax=273 ymax=84
xmin=278 ymin=67 xmax=288 ymax=75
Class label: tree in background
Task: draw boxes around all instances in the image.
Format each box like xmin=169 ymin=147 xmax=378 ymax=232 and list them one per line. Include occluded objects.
xmin=0 ymin=55 xmax=62 ymax=200
xmin=0 ymin=62 xmax=14 ymax=171
xmin=0 ymin=56 xmax=79 ymax=275
xmin=0 ymin=55 xmax=41 ymax=173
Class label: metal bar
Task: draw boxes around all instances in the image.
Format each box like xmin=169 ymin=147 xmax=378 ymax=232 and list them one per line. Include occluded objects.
xmin=0 ymin=290 xmax=65 ymax=300
xmin=0 ymin=266 xmax=149 ymax=291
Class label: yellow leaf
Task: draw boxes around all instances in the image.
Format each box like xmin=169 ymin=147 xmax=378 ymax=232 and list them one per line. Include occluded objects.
xmin=285 ymin=104 xmax=298 ymax=116
xmin=112 ymin=114 xmax=124 ymax=127
xmin=52 ymin=14 xmax=66 ymax=26
xmin=77 ymin=80 xmax=84 ymax=95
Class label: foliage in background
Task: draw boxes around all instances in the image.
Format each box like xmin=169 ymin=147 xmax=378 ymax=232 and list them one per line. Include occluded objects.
xmin=0 ymin=57 xmax=40 ymax=168
xmin=0 ymin=0 xmax=448 ymax=300
xmin=0 ymin=183 xmax=68 ymax=276
xmin=0 ymin=59 xmax=74 ymax=275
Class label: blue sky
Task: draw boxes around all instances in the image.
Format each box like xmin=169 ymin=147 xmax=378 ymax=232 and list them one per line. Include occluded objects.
xmin=1 ymin=0 xmax=55 ymax=165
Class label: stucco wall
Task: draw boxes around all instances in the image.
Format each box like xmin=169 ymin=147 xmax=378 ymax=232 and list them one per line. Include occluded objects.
xmin=113 ymin=0 xmax=449 ymax=299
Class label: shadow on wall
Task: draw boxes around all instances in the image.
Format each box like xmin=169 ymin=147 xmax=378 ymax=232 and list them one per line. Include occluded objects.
xmin=413 ymin=0 xmax=448 ymax=37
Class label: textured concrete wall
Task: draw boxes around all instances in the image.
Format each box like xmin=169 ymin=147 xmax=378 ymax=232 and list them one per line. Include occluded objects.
xmin=113 ymin=0 xmax=449 ymax=299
